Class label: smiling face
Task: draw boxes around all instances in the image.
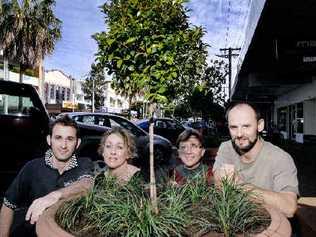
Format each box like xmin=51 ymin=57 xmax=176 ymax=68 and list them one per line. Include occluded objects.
xmin=47 ymin=124 xmax=80 ymax=162
xmin=102 ymin=133 xmax=129 ymax=169
xmin=227 ymin=104 xmax=264 ymax=155
xmin=178 ymin=135 xmax=205 ymax=169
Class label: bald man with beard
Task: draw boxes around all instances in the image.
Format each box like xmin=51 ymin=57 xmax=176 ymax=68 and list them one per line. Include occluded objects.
xmin=213 ymin=102 xmax=298 ymax=218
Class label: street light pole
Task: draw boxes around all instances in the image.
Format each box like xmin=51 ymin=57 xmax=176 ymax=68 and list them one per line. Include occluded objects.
xmin=92 ymin=78 xmax=95 ymax=113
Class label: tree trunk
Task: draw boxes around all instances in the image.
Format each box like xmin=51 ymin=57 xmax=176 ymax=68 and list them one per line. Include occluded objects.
xmin=128 ymin=96 xmax=132 ymax=120
xmin=18 ymin=64 xmax=26 ymax=110
xmin=149 ymin=103 xmax=158 ymax=214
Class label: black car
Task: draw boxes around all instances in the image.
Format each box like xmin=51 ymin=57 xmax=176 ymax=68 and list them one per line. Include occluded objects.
xmin=0 ymin=80 xmax=50 ymax=195
xmin=136 ymin=118 xmax=186 ymax=145
xmin=62 ymin=112 xmax=173 ymax=177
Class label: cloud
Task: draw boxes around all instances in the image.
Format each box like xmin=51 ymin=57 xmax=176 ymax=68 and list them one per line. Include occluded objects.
xmin=45 ymin=0 xmax=251 ymax=80
xmin=44 ymin=0 xmax=104 ymax=79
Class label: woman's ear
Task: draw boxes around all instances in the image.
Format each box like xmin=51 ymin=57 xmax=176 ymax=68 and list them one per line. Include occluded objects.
xmin=258 ymin=119 xmax=265 ymax=132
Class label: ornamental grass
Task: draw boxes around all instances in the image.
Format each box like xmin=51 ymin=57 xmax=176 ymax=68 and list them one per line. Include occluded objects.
xmin=56 ymin=175 xmax=270 ymax=237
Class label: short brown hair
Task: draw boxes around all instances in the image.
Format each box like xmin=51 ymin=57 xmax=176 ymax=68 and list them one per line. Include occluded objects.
xmin=98 ymin=127 xmax=136 ymax=159
xmin=176 ymin=129 xmax=204 ymax=148
xmin=49 ymin=114 xmax=80 ymax=138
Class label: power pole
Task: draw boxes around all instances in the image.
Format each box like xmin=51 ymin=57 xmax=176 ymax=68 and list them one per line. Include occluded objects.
xmin=217 ymin=47 xmax=241 ymax=99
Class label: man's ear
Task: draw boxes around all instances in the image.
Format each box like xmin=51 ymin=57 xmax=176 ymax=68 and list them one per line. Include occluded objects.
xmin=46 ymin=135 xmax=51 ymax=146
xmin=76 ymin=138 xmax=81 ymax=149
xmin=258 ymin=119 xmax=265 ymax=132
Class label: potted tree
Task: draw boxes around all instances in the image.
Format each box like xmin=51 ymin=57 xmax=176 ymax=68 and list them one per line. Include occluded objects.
xmin=36 ymin=176 xmax=291 ymax=237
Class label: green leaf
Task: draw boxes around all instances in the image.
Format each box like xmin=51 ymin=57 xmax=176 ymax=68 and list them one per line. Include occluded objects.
xmin=117 ymin=59 xmax=123 ymax=69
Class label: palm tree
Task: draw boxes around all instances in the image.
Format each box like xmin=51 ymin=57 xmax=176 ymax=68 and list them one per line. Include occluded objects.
xmin=0 ymin=0 xmax=61 ymax=83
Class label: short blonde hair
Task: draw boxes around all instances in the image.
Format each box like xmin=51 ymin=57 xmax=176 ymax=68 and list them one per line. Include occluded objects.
xmin=98 ymin=127 xmax=136 ymax=159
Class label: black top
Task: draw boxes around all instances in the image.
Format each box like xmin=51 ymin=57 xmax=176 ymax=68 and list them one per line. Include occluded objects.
xmin=3 ymin=149 xmax=94 ymax=210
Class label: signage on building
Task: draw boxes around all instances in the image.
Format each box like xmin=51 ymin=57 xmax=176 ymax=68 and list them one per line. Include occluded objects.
xmin=62 ymin=101 xmax=78 ymax=110
xmin=277 ymin=39 xmax=316 ymax=72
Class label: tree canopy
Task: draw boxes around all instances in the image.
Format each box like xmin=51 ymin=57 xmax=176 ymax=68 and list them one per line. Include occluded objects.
xmin=0 ymin=0 xmax=61 ymax=81
xmin=93 ymin=0 xmax=208 ymax=105
xmin=82 ymin=64 xmax=109 ymax=111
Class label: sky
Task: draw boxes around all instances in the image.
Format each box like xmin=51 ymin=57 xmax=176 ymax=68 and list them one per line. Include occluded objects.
xmin=44 ymin=0 xmax=251 ymax=80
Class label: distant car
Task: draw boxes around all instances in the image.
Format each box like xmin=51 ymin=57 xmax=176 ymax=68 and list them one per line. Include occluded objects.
xmin=136 ymin=118 xmax=186 ymax=145
xmin=61 ymin=112 xmax=173 ymax=177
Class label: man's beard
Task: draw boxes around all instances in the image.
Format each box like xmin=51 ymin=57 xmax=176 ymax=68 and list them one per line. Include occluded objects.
xmin=232 ymin=134 xmax=258 ymax=155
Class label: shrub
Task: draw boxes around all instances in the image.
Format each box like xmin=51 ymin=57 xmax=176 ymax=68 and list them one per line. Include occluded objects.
xmin=56 ymin=176 xmax=270 ymax=237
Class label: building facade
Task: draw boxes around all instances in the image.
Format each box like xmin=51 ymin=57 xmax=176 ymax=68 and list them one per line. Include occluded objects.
xmin=232 ymin=0 xmax=316 ymax=143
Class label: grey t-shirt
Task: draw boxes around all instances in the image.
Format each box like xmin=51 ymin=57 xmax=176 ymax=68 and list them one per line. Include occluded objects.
xmin=213 ymin=140 xmax=299 ymax=194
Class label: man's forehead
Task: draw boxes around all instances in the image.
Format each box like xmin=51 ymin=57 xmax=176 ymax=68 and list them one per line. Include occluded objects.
xmin=228 ymin=104 xmax=257 ymax=120
xmin=52 ymin=124 xmax=76 ymax=135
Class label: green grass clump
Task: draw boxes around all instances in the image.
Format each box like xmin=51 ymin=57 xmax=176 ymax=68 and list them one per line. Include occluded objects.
xmin=191 ymin=177 xmax=270 ymax=237
xmin=56 ymin=175 xmax=191 ymax=237
xmin=56 ymin=175 xmax=270 ymax=237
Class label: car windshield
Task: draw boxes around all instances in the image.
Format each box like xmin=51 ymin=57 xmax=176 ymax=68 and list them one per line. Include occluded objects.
xmin=109 ymin=116 xmax=146 ymax=137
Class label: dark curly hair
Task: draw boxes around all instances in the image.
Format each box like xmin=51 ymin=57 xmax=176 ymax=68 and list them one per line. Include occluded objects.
xmin=176 ymin=129 xmax=204 ymax=148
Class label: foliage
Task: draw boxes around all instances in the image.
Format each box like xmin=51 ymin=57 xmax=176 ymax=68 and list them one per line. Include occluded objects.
xmin=82 ymin=64 xmax=109 ymax=110
xmin=191 ymin=177 xmax=270 ymax=237
xmin=56 ymin=175 xmax=270 ymax=237
xmin=57 ymin=175 xmax=191 ymax=237
xmin=202 ymin=59 xmax=228 ymax=105
xmin=0 ymin=0 xmax=61 ymax=80
xmin=93 ymin=0 xmax=208 ymax=105
xmin=173 ymin=60 xmax=227 ymax=120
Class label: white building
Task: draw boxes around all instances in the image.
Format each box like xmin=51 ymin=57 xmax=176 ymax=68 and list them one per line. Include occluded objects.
xmin=102 ymin=82 xmax=129 ymax=114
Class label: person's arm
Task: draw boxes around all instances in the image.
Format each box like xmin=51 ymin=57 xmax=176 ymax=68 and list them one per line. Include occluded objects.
xmin=214 ymin=168 xmax=298 ymax=217
xmin=0 ymin=204 xmax=14 ymax=237
xmin=244 ymin=184 xmax=297 ymax=218
xmin=26 ymin=177 xmax=93 ymax=224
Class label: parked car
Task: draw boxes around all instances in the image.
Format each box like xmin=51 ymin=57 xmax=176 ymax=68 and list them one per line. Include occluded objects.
xmin=0 ymin=80 xmax=50 ymax=195
xmin=61 ymin=112 xmax=173 ymax=179
xmin=136 ymin=118 xmax=186 ymax=145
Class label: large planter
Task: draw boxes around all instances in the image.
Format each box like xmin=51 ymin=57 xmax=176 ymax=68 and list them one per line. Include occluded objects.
xmin=36 ymin=199 xmax=291 ymax=237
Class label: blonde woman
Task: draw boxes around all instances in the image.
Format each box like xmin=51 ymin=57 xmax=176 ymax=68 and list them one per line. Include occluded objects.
xmin=96 ymin=127 xmax=140 ymax=185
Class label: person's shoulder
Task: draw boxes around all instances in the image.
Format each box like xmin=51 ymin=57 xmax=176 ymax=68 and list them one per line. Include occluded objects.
xmin=76 ymin=156 xmax=93 ymax=165
xmin=23 ymin=157 xmax=45 ymax=168
xmin=219 ymin=140 xmax=231 ymax=147
xmin=263 ymin=141 xmax=292 ymax=160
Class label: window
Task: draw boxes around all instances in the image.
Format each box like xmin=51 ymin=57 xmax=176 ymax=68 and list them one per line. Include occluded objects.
xmin=55 ymin=86 xmax=60 ymax=102
xmin=155 ymin=120 xmax=167 ymax=128
xmin=109 ymin=116 xmax=144 ymax=137
xmin=95 ymin=115 xmax=110 ymax=127
xmin=0 ymin=94 xmax=34 ymax=116
xmin=277 ymin=107 xmax=287 ymax=131
xmin=50 ymin=85 xmax=55 ymax=99
xmin=61 ymin=87 xmax=65 ymax=101
xmin=117 ymin=99 xmax=122 ymax=108
xmin=81 ymin=115 xmax=95 ymax=125
xmin=110 ymin=97 xmax=115 ymax=107
xmin=66 ymin=88 xmax=71 ymax=101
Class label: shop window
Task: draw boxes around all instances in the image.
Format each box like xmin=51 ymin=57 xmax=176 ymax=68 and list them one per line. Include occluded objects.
xmin=277 ymin=107 xmax=287 ymax=131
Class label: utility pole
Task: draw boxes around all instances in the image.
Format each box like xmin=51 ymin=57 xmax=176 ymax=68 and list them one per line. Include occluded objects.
xmin=217 ymin=47 xmax=241 ymax=98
